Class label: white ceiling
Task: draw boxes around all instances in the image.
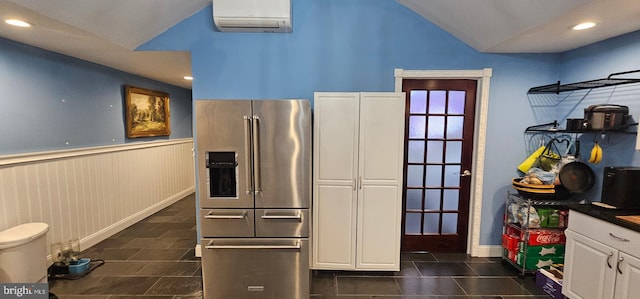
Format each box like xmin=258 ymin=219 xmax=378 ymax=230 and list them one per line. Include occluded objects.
xmin=0 ymin=0 xmax=210 ymax=89
xmin=398 ymin=0 xmax=640 ymax=53
xmin=1 ymin=0 xmax=639 ymax=90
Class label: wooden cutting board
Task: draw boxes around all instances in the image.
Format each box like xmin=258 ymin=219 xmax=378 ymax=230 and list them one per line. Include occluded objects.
xmin=615 ymin=215 xmax=640 ymax=225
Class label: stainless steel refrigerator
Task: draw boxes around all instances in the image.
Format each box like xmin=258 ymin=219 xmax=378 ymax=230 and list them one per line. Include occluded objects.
xmin=195 ymin=99 xmax=311 ymax=299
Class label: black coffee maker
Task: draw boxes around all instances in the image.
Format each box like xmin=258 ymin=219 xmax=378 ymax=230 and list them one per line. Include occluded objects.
xmin=601 ymin=166 xmax=640 ymax=209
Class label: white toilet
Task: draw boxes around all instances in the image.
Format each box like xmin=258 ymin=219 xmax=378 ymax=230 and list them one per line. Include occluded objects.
xmin=0 ymin=222 xmax=49 ymax=283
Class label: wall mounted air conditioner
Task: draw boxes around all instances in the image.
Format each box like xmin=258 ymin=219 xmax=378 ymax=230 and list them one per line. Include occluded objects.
xmin=213 ymin=0 xmax=291 ymax=33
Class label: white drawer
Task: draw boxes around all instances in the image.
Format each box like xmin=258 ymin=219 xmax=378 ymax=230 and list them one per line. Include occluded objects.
xmin=568 ymin=210 xmax=640 ymax=254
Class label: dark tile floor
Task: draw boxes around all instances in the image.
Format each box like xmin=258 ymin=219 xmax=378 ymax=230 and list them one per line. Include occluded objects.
xmin=311 ymin=253 xmax=551 ymax=299
xmin=49 ymin=194 xmax=551 ymax=299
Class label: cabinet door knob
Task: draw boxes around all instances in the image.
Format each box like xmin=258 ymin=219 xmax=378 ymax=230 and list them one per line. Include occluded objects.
xmin=617 ymin=256 xmax=624 ymax=274
xmin=607 ymin=252 xmax=614 ymax=268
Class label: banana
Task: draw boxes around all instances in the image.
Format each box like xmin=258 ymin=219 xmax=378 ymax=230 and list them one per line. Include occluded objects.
xmin=589 ymin=142 xmax=597 ymax=163
xmin=589 ymin=141 xmax=602 ymax=164
xmin=595 ymin=142 xmax=603 ymax=163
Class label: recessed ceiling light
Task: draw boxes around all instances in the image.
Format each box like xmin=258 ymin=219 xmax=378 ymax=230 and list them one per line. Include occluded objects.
xmin=5 ymin=19 xmax=32 ymax=28
xmin=184 ymin=76 xmax=193 ymax=81
xmin=571 ymin=22 xmax=596 ymax=31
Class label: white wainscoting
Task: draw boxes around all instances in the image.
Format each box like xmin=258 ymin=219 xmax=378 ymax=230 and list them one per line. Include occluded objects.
xmin=0 ymin=139 xmax=195 ymax=254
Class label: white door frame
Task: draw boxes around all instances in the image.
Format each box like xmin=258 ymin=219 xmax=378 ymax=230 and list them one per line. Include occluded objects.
xmin=394 ymin=68 xmax=492 ymax=257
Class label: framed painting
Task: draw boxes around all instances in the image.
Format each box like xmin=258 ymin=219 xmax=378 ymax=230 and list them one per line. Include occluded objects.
xmin=124 ymin=85 xmax=171 ymax=138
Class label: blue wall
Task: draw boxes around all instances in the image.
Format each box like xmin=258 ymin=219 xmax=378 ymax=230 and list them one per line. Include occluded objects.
xmin=0 ymin=37 xmax=193 ymax=155
xmin=541 ymin=30 xmax=640 ymax=201
xmin=141 ymin=0 xmax=563 ymax=246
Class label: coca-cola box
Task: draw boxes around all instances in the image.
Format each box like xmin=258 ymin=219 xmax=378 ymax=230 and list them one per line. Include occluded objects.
xmin=525 ymin=229 xmax=566 ymax=246
xmin=504 ymin=225 xmax=566 ymax=246
xmin=502 ymin=233 xmax=519 ymax=251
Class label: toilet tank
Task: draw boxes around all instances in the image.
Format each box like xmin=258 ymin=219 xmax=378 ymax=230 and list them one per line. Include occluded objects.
xmin=0 ymin=223 xmax=49 ymax=283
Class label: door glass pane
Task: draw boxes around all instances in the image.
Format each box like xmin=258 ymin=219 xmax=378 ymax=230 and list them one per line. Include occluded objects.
xmin=405 ymin=213 xmax=422 ymax=234
xmin=443 ymin=190 xmax=459 ymax=210
xmin=442 ymin=213 xmax=458 ymax=234
xmin=427 ymin=116 xmax=445 ymax=138
xmin=446 ymin=116 xmax=464 ymax=139
xmin=410 ymin=90 xmax=427 ymax=113
xmin=407 ymin=165 xmax=424 ymax=187
xmin=444 ymin=165 xmax=461 ymax=187
xmin=445 ymin=141 xmax=462 ymax=163
xmin=406 ymin=189 xmax=423 ymax=210
xmin=426 ymin=141 xmax=443 ymax=163
xmin=409 ymin=116 xmax=426 ymax=138
xmin=424 ymin=190 xmax=441 ymax=211
xmin=428 ymin=90 xmax=446 ymax=114
xmin=425 ymin=165 xmax=442 ymax=187
xmin=423 ymin=213 xmax=440 ymax=234
xmin=408 ymin=141 xmax=425 ymax=163
xmin=448 ymin=91 xmax=465 ymax=114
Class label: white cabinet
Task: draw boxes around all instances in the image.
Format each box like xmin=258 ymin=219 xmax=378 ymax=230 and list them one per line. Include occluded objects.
xmin=563 ymin=211 xmax=640 ymax=299
xmin=564 ymin=230 xmax=617 ymax=299
xmin=312 ymin=92 xmax=405 ymax=271
xmin=614 ymin=252 xmax=640 ymax=299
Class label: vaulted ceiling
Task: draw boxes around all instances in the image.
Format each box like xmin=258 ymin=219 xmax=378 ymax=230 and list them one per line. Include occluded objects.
xmin=1 ymin=0 xmax=639 ymax=89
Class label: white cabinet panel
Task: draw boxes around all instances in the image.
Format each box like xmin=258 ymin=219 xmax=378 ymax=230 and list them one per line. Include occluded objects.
xmin=312 ymin=92 xmax=405 ymax=271
xmin=314 ymin=93 xmax=359 ymax=182
xmin=568 ymin=210 xmax=639 ymax=255
xmin=312 ymin=185 xmax=356 ymax=269
xmin=564 ymin=230 xmax=616 ymax=299
xmin=357 ymin=185 xmax=401 ymax=269
xmin=359 ymin=93 xmax=405 ymax=182
xmin=614 ymin=252 xmax=640 ymax=299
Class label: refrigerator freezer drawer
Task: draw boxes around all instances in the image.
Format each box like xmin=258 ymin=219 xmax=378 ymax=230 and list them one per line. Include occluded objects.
xmin=202 ymin=238 xmax=310 ymax=299
xmin=255 ymin=209 xmax=309 ymax=238
xmin=200 ymin=209 xmax=255 ymax=237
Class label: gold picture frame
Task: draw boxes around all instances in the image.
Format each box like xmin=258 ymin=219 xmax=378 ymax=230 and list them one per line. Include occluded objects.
xmin=124 ymin=85 xmax=171 ymax=138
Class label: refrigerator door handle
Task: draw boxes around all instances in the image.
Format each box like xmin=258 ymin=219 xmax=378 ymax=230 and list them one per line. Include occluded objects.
xmin=261 ymin=211 xmax=302 ymax=220
xmin=205 ymin=240 xmax=301 ymax=250
xmin=252 ymin=115 xmax=262 ymax=193
xmin=204 ymin=211 xmax=247 ymax=219
xmin=244 ymin=116 xmax=253 ymax=194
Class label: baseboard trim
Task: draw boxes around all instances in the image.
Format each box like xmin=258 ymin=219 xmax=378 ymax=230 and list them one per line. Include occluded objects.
xmin=81 ymin=187 xmax=195 ymax=250
xmin=473 ymin=245 xmax=503 ymax=258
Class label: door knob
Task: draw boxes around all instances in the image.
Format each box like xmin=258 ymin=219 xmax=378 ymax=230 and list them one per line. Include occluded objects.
xmin=460 ymin=170 xmax=471 ymax=177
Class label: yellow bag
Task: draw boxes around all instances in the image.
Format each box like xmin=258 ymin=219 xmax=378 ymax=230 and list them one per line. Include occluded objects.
xmin=517 ymin=146 xmax=546 ymax=174
xmin=518 ymin=139 xmax=562 ymax=173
